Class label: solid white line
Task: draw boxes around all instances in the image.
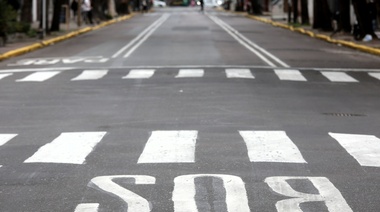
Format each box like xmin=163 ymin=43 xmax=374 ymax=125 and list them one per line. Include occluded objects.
xmin=0 ymin=73 xmax=13 ymax=80
xmin=16 ymin=71 xmax=61 ymax=82
xmin=207 ymin=15 xmax=277 ymax=67
xmin=225 ymin=69 xmax=254 ymax=79
xmin=239 ymin=131 xmax=307 ymax=163
xmin=123 ymin=14 xmax=170 ymax=58
xmin=368 ymin=72 xmax=380 ymax=80
xmin=71 ymin=70 xmax=108 ymax=81
xmin=112 ymin=14 xmax=169 ymax=58
xmin=74 ymin=203 xmax=99 ymax=212
xmin=176 ymin=69 xmax=204 ymax=78
xmin=321 ymin=71 xmax=358 ymax=82
xmin=274 ymin=69 xmax=307 ymax=81
xmin=24 ymin=132 xmax=106 ymax=164
xmin=137 ymin=131 xmax=198 ymax=163
xmin=0 ymin=134 xmax=17 ymax=146
xmin=0 ymin=67 xmax=73 ymax=74
xmin=209 ymin=14 xmax=290 ymax=68
xmin=123 ymin=69 xmax=156 ymax=79
xmin=329 ymin=132 xmax=380 ymax=167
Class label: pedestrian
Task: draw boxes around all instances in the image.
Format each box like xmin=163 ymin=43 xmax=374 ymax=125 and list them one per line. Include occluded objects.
xmin=70 ymin=0 xmax=78 ymax=20
xmin=199 ymin=0 xmax=204 ymax=11
xmin=82 ymin=0 xmax=93 ymax=25
xmin=142 ymin=0 xmax=148 ymax=13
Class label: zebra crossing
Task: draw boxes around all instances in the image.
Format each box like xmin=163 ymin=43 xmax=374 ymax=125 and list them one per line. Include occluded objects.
xmin=0 ymin=130 xmax=379 ymax=167
xmin=0 ymin=68 xmax=380 ymax=84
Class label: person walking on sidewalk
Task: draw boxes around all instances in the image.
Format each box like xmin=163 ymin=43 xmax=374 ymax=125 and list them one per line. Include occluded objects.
xmin=82 ymin=0 xmax=93 ymax=25
xmin=71 ymin=0 xmax=78 ymax=20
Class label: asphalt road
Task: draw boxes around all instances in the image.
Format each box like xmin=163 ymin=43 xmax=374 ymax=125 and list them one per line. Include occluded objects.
xmin=1 ymin=7 xmax=380 ymax=212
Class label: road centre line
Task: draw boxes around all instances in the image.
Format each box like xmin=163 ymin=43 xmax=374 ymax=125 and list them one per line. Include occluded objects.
xmin=112 ymin=14 xmax=170 ymax=58
xmin=123 ymin=14 xmax=170 ymax=58
xmin=212 ymin=15 xmax=290 ymax=68
xmin=207 ymin=14 xmax=290 ymax=68
xmin=207 ymin=15 xmax=277 ymax=68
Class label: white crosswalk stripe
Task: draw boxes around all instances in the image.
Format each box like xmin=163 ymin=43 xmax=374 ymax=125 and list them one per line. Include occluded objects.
xmin=16 ymin=71 xmax=61 ymax=82
xmin=225 ymin=69 xmax=255 ymax=79
xmin=0 ymin=130 xmax=379 ymax=167
xmin=176 ymin=69 xmax=204 ymax=78
xmin=0 ymin=73 xmax=12 ymax=80
xmin=329 ymin=132 xmax=380 ymax=167
xmin=71 ymin=70 xmax=108 ymax=81
xmin=321 ymin=72 xmax=358 ymax=82
xmin=368 ymin=72 xmax=380 ymax=80
xmin=24 ymin=132 xmax=107 ymax=164
xmin=275 ymin=69 xmax=307 ymax=81
xmin=138 ymin=131 xmax=198 ymax=163
xmin=239 ymin=131 xmax=307 ymax=163
xmin=123 ymin=69 xmax=156 ymax=79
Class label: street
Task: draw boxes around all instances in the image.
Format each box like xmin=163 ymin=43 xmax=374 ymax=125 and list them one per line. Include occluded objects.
xmin=1 ymin=7 xmax=380 ymax=211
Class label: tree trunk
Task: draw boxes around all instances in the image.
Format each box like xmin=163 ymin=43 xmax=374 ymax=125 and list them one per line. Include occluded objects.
xmin=313 ymin=0 xmax=332 ymax=30
xmin=339 ymin=0 xmax=351 ymax=33
xmin=108 ymin=0 xmax=117 ymax=17
xmin=300 ymin=0 xmax=309 ymax=25
xmin=292 ymin=0 xmax=298 ymax=23
xmin=51 ymin=0 xmax=64 ymax=32
xmin=21 ymin=0 xmax=33 ymax=23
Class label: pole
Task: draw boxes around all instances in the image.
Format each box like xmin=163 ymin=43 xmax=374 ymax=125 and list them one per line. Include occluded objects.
xmin=78 ymin=0 xmax=82 ymax=26
xmin=42 ymin=0 xmax=46 ymax=38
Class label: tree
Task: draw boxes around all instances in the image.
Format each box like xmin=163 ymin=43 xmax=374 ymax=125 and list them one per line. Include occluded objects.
xmin=51 ymin=0 xmax=65 ymax=32
xmin=300 ymin=0 xmax=309 ymax=25
xmin=313 ymin=0 xmax=332 ymax=30
xmin=0 ymin=1 xmax=17 ymax=45
xmin=108 ymin=0 xmax=117 ymax=17
xmin=292 ymin=0 xmax=298 ymax=23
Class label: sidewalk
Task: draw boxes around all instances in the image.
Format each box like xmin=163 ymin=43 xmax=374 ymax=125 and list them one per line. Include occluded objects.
xmin=0 ymin=14 xmax=135 ymax=61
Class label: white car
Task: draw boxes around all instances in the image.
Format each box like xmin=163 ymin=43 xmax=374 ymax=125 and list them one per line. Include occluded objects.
xmin=153 ymin=0 xmax=167 ymax=7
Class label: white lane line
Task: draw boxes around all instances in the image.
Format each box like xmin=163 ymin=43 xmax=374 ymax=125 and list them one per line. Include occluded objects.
xmin=0 ymin=73 xmax=13 ymax=80
xmin=0 ymin=134 xmax=17 ymax=146
xmin=207 ymin=15 xmax=277 ymax=68
xmin=74 ymin=203 xmax=99 ymax=212
xmin=239 ymin=131 xmax=307 ymax=163
xmin=175 ymin=69 xmax=204 ymax=78
xmin=225 ymin=69 xmax=255 ymax=79
xmin=321 ymin=71 xmax=358 ymax=82
xmin=368 ymin=72 xmax=380 ymax=80
xmin=329 ymin=132 xmax=380 ymax=167
xmin=16 ymin=71 xmax=61 ymax=82
xmin=137 ymin=131 xmax=198 ymax=163
xmin=274 ymin=69 xmax=307 ymax=81
xmin=71 ymin=70 xmax=108 ymax=81
xmin=123 ymin=69 xmax=155 ymax=79
xmin=207 ymin=14 xmax=290 ymax=68
xmin=24 ymin=132 xmax=107 ymax=164
xmin=112 ymin=14 xmax=169 ymax=58
xmin=123 ymin=14 xmax=170 ymax=58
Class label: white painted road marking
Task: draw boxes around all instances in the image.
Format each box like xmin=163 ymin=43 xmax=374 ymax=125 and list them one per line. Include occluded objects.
xmin=173 ymin=174 xmax=250 ymax=212
xmin=138 ymin=131 xmax=198 ymax=163
xmin=176 ymin=69 xmax=204 ymax=78
xmin=123 ymin=69 xmax=156 ymax=79
xmin=225 ymin=69 xmax=255 ymax=79
xmin=78 ymin=175 xmax=155 ymax=212
xmin=24 ymin=132 xmax=106 ymax=164
xmin=329 ymin=132 xmax=380 ymax=167
xmin=71 ymin=70 xmax=108 ymax=81
xmin=239 ymin=131 xmax=307 ymax=163
xmin=275 ymin=69 xmax=307 ymax=81
xmin=368 ymin=72 xmax=380 ymax=80
xmin=0 ymin=134 xmax=17 ymax=146
xmin=266 ymin=176 xmax=353 ymax=212
xmin=0 ymin=73 xmax=13 ymax=80
xmin=16 ymin=71 xmax=61 ymax=82
xmin=321 ymin=72 xmax=358 ymax=82
xmin=74 ymin=203 xmax=99 ymax=212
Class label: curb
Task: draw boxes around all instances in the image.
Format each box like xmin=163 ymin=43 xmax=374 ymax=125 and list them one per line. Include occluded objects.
xmin=245 ymin=14 xmax=380 ymax=57
xmin=0 ymin=13 xmax=135 ymax=62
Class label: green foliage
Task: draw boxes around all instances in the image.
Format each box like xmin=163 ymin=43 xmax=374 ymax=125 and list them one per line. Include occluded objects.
xmin=0 ymin=0 xmax=18 ymax=35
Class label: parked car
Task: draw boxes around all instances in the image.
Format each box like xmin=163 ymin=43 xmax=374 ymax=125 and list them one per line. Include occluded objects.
xmin=154 ymin=0 xmax=167 ymax=7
